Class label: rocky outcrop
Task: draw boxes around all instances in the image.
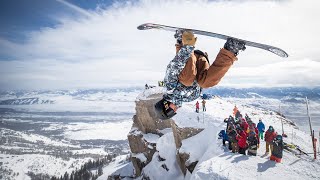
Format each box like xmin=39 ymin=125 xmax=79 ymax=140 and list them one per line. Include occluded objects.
xmin=127 ymin=90 xmax=204 ymax=177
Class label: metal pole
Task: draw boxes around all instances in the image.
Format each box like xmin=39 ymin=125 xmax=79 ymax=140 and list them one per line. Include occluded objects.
xmin=280 ymin=104 xmax=284 ymax=136
xmin=313 ymin=130 xmax=317 ymax=159
xmin=306 ymin=97 xmax=316 ymax=159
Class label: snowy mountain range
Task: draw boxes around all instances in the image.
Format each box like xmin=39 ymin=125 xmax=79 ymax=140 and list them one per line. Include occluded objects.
xmin=0 ymin=87 xmax=319 ymax=179
xmin=1 ymin=87 xmax=318 ymax=105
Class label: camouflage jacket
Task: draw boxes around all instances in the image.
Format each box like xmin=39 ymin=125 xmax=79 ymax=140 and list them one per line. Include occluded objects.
xmin=163 ymin=45 xmax=201 ymax=107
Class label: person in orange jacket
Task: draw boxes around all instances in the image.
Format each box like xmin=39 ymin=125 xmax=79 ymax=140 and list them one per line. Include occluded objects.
xmin=155 ymin=30 xmax=246 ymax=119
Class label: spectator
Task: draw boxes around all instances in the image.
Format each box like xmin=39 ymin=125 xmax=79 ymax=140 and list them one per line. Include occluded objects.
xmin=227 ymin=124 xmax=238 ymax=153
xmin=270 ymin=135 xmax=284 ymax=163
xmin=257 ymin=119 xmax=265 ymax=140
xmin=219 ymin=129 xmax=229 ymax=146
xmin=202 ymin=99 xmax=206 ymax=112
xmin=265 ymin=126 xmax=277 ymax=154
xmin=195 ymin=101 xmax=200 ymax=113
xmin=236 ymin=128 xmax=248 ymax=155
xmin=247 ymin=131 xmax=258 ymax=156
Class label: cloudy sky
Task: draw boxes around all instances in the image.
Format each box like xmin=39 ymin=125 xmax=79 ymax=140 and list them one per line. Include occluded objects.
xmin=0 ymin=0 xmax=320 ymax=90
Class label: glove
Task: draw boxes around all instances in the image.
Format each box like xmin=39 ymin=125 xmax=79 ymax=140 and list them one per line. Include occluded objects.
xmin=182 ymin=31 xmax=197 ymax=46
xmin=174 ymin=29 xmax=183 ymax=45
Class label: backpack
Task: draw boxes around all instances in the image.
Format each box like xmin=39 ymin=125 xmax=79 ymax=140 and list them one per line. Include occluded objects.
xmin=194 ymin=49 xmax=209 ymax=64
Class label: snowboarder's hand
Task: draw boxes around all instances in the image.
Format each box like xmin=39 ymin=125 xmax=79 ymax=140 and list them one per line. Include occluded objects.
xmin=182 ymin=31 xmax=197 ymax=46
xmin=174 ymin=29 xmax=184 ymax=46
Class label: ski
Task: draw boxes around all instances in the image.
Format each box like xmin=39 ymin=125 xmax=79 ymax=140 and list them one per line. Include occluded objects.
xmin=137 ymin=23 xmax=289 ymax=58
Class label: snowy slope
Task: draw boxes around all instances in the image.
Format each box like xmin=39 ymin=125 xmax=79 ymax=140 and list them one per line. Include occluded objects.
xmin=0 ymin=154 xmax=92 ymax=180
xmin=110 ymin=88 xmax=320 ymax=180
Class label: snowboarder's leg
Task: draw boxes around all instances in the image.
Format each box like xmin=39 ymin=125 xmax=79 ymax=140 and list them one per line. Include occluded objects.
xmin=154 ymin=98 xmax=177 ymax=120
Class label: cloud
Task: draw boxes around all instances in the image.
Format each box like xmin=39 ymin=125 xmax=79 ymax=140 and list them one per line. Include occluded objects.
xmin=0 ymin=0 xmax=320 ymax=90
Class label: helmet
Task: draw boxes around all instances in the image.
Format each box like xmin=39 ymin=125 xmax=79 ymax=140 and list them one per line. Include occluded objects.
xmin=269 ymin=126 xmax=274 ymax=131
xmin=275 ymin=135 xmax=283 ymax=142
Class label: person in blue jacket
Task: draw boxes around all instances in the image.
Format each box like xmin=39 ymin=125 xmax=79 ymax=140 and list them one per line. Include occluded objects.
xmin=257 ymin=119 xmax=265 ymax=140
xmin=219 ymin=129 xmax=229 ymax=146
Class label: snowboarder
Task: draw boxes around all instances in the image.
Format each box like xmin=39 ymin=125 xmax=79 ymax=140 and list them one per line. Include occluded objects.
xmin=202 ymin=99 xmax=206 ymax=112
xmin=257 ymin=119 xmax=265 ymax=140
xmin=196 ymin=101 xmax=200 ymax=113
xmin=155 ymin=30 xmax=246 ymax=119
xmin=270 ymin=135 xmax=284 ymax=163
xmin=247 ymin=131 xmax=259 ymax=156
xmin=265 ymin=126 xmax=277 ymax=154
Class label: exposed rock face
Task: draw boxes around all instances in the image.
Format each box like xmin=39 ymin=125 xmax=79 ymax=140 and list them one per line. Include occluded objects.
xmin=127 ymin=91 xmax=203 ymax=177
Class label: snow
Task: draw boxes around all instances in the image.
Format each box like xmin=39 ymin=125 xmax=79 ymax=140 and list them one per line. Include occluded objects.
xmin=142 ymin=132 xmax=184 ymax=180
xmin=63 ymin=120 xmax=132 ymax=141
xmin=131 ymin=88 xmax=320 ymax=180
xmin=132 ymin=153 xmax=147 ymax=163
xmin=0 ymin=154 xmax=92 ymax=180
xmin=143 ymin=133 xmax=160 ymax=143
xmin=98 ymin=155 xmax=134 ymax=180
xmin=2 ymin=88 xmax=320 ymax=179
xmin=1 ymin=128 xmax=79 ymax=148
xmin=180 ymin=126 xmax=218 ymax=165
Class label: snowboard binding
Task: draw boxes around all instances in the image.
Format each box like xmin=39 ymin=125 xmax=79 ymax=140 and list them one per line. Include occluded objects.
xmin=224 ymin=38 xmax=246 ymax=56
xmin=154 ymin=98 xmax=176 ymax=120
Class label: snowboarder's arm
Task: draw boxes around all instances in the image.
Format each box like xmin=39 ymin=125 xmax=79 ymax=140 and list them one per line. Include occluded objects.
xmin=197 ymin=48 xmax=237 ymax=88
xmin=178 ymin=55 xmax=197 ymax=86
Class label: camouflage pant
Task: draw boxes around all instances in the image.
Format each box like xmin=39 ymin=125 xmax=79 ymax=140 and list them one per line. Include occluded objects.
xmin=163 ymin=45 xmax=201 ymax=107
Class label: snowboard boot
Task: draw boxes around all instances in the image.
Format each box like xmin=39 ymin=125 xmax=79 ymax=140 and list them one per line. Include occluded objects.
xmin=224 ymin=38 xmax=246 ymax=56
xmin=154 ymin=98 xmax=177 ymax=120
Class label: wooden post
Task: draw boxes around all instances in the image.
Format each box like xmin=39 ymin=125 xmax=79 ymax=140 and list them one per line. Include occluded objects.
xmin=306 ymin=97 xmax=316 ymax=159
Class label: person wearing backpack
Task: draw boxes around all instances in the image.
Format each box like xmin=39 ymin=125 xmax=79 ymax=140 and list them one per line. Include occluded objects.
xmin=247 ymin=131 xmax=259 ymax=156
xmin=155 ymin=30 xmax=246 ymax=119
xmin=270 ymin=135 xmax=284 ymax=163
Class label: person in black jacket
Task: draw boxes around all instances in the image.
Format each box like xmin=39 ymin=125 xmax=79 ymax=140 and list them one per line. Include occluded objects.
xmin=270 ymin=135 xmax=284 ymax=163
xmin=227 ymin=124 xmax=238 ymax=153
xmin=247 ymin=131 xmax=258 ymax=156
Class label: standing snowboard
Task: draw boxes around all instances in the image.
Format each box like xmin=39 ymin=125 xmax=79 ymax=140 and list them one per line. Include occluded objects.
xmin=137 ymin=23 xmax=288 ymax=58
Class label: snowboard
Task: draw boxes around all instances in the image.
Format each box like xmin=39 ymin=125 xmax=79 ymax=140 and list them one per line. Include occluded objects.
xmin=137 ymin=23 xmax=289 ymax=58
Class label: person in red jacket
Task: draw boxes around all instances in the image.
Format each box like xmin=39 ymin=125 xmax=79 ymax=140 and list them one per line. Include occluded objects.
xmin=236 ymin=129 xmax=248 ymax=155
xmin=195 ymin=101 xmax=200 ymax=113
xmin=250 ymin=123 xmax=260 ymax=147
xmin=264 ymin=126 xmax=277 ymax=154
xmin=241 ymin=118 xmax=249 ymax=134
